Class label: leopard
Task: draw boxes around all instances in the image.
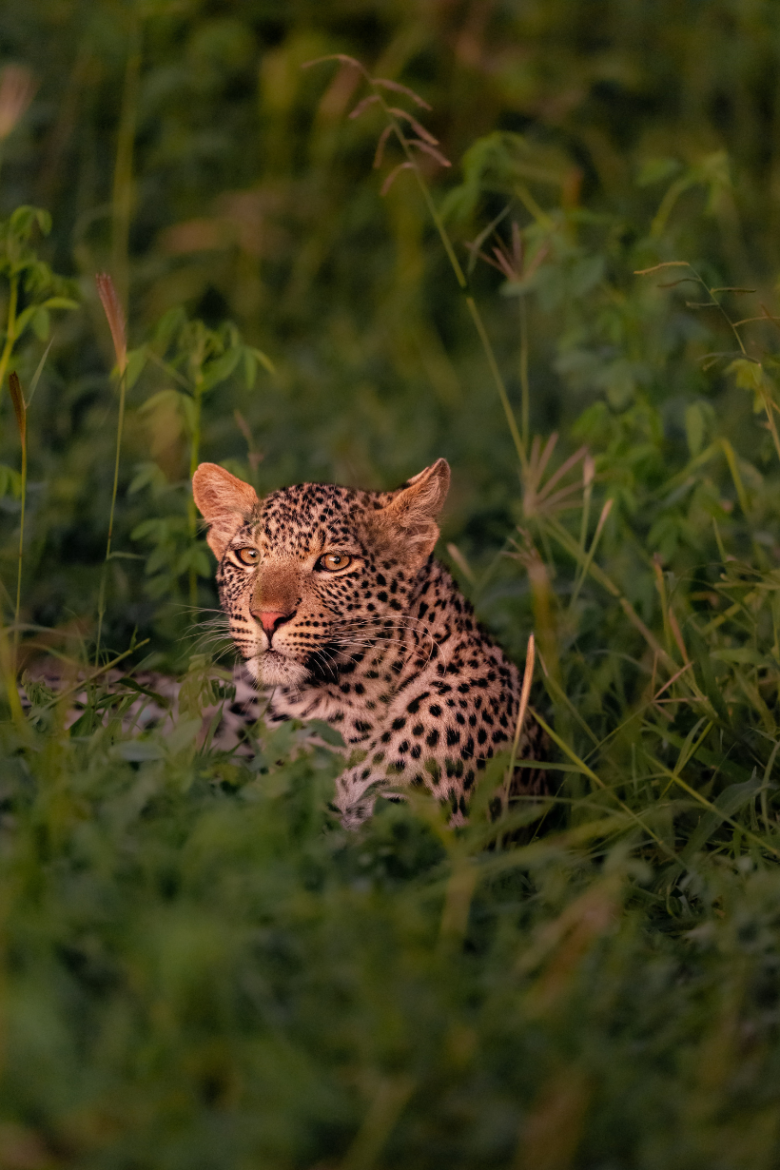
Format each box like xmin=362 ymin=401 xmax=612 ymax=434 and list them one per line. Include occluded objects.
xmin=192 ymin=458 xmax=548 ymax=828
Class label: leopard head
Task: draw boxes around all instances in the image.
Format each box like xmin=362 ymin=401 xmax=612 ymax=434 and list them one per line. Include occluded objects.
xmin=192 ymin=460 xmax=450 ymax=688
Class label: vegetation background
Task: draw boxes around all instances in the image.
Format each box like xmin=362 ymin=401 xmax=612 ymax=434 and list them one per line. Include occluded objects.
xmin=2 ymin=1 xmax=780 ymax=1166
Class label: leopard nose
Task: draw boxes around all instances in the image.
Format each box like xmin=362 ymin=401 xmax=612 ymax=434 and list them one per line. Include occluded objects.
xmin=251 ymin=609 xmax=291 ymax=635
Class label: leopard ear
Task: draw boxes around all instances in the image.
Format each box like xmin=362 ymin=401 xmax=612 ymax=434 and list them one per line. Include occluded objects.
xmin=192 ymin=463 xmax=260 ymax=560
xmin=375 ymin=458 xmax=450 ymax=568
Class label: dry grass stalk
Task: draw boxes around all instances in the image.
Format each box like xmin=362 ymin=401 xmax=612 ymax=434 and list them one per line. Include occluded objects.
xmin=0 ymin=65 xmax=36 ymax=141
xmin=95 ymin=272 xmax=128 ymax=376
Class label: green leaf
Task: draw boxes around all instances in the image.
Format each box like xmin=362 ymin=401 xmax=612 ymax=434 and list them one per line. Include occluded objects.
xmin=0 ymin=463 xmax=22 ymax=498
xmin=248 ymin=345 xmax=275 ymax=376
xmin=9 ymin=205 xmax=52 ymax=239
xmin=636 ymin=157 xmax=681 ymax=187
xmin=570 ymin=254 xmax=605 ymax=297
xmin=41 ymin=296 xmax=79 ymax=311
xmin=201 ymin=346 xmax=241 ymax=391
xmin=31 ymin=306 xmax=50 ymax=341
xmin=712 ymin=648 xmax=769 ymax=666
xmin=13 ymin=304 xmax=38 ymax=337
xmin=306 ymin=719 xmax=345 ymax=748
xmin=600 ymin=360 xmax=636 ymax=410
xmin=126 ymin=345 xmax=148 ymax=390
xmin=680 ymin=777 xmax=763 ymax=861
xmin=687 ymin=623 xmax=730 ymax=724
xmin=115 ymin=739 xmax=165 ymax=762
xmin=131 ymin=518 xmax=166 ymax=541
xmin=139 ymin=388 xmax=184 ymax=415
xmin=155 ymin=306 xmax=187 ymax=348
xmin=726 ymin=357 xmax=763 ymax=392
xmin=685 ymin=403 xmax=705 ymax=456
xmin=129 ymin=462 xmax=168 ymax=496
xmin=165 ymin=718 xmax=202 ymax=757
xmin=242 ymin=347 xmax=257 ymax=388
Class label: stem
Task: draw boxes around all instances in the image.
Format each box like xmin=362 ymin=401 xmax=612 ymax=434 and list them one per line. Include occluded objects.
xmin=95 ymin=366 xmax=127 ymax=663
xmin=188 ymin=371 xmax=204 ymax=609
xmin=519 ymin=296 xmax=530 ymax=458
xmin=570 ymin=499 xmax=613 ymax=609
xmin=465 ymin=296 xmax=528 ymax=470
xmin=650 ymin=175 xmax=693 ymax=239
xmin=106 ymin=372 xmax=127 ymax=563
xmin=503 ymin=633 xmax=535 ymax=814
xmin=407 ymin=158 xmax=468 ymax=290
xmin=0 ymin=275 xmax=18 ymax=405
xmin=0 ymin=613 xmax=25 ymax=731
xmin=13 ymin=421 xmax=26 ymax=652
xmin=760 ymin=385 xmax=780 ymax=466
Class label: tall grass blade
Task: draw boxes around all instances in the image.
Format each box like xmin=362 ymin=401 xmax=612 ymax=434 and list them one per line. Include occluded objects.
xmin=95 ymin=273 xmax=129 ymax=663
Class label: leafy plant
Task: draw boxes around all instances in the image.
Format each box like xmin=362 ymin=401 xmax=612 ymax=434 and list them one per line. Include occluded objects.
xmin=130 ymin=309 xmax=272 ymax=610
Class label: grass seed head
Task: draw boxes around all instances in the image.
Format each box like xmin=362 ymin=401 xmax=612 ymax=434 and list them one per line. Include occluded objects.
xmin=96 ymin=272 xmax=127 ymax=376
xmin=0 ymin=65 xmax=36 ymax=141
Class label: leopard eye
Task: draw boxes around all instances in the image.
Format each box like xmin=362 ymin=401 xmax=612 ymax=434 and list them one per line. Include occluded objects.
xmin=234 ymin=547 xmax=259 ymax=566
xmin=317 ymin=552 xmax=352 ymax=572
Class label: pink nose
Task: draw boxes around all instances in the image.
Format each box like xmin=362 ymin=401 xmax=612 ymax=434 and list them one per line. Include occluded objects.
xmin=253 ymin=610 xmax=289 ymax=634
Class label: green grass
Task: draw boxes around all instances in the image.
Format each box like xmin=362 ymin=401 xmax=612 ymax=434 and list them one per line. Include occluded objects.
xmin=2 ymin=3 xmax=780 ymax=1165
xmin=3 ymin=682 xmax=780 ymax=1168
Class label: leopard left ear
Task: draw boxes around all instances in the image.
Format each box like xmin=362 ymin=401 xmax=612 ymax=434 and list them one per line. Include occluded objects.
xmin=375 ymin=458 xmax=450 ymax=568
xmin=192 ymin=462 xmax=260 ymax=559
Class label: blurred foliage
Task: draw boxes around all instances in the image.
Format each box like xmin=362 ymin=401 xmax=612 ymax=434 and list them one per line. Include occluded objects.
xmin=2 ymin=690 xmax=780 ymax=1169
xmin=0 ymin=0 xmax=779 ymax=654
xmin=2 ymin=0 xmax=780 ymax=1164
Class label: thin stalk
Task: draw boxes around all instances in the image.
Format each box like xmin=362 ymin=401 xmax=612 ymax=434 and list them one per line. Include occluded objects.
xmin=503 ymin=633 xmax=535 ymax=812
xmin=7 ymin=372 xmax=27 ymax=659
xmin=759 ymin=382 xmax=780 ymax=465
xmin=570 ymin=498 xmax=613 ymax=609
xmin=105 ymin=371 xmax=127 ymax=565
xmin=519 ymin=296 xmax=530 ymax=457
xmin=0 ymin=614 xmax=24 ymax=730
xmin=465 ymin=296 xmax=527 ymax=470
xmin=94 ymin=273 xmax=129 ymax=665
xmin=0 ymin=274 xmax=18 ymax=405
xmin=95 ymin=365 xmax=127 ymax=663
xmin=188 ymin=369 xmax=205 ymax=608
xmin=13 ymin=408 xmax=26 ymax=651
xmin=578 ymin=454 xmax=594 ymax=561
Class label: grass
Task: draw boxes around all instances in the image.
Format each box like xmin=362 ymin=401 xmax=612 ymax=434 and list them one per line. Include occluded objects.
xmin=2 ymin=5 xmax=780 ymax=1165
xmin=2 ymin=679 xmax=780 ymax=1168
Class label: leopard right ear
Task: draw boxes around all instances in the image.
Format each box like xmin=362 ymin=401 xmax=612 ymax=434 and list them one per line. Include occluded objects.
xmin=372 ymin=458 xmax=451 ymax=569
xmin=192 ymin=462 xmax=260 ymax=560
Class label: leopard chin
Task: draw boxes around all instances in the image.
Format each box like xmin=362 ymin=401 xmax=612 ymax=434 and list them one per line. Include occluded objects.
xmin=248 ymin=651 xmax=310 ymax=688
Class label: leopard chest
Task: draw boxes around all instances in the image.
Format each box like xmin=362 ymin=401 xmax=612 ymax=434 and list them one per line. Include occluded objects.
xmin=267 ymin=564 xmax=523 ymax=792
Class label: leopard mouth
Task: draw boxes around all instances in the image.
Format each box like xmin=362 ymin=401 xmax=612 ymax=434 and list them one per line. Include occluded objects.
xmin=251 ymin=647 xmax=310 ymax=688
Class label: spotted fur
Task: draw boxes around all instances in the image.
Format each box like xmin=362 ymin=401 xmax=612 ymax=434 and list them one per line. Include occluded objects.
xmin=193 ymin=459 xmax=547 ymax=827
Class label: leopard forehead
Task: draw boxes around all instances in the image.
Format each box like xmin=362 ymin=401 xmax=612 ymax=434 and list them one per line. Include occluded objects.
xmin=241 ymin=481 xmax=385 ymax=556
